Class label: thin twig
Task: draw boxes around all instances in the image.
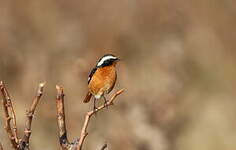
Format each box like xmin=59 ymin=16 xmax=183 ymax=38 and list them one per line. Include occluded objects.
xmin=100 ymin=143 xmax=107 ymax=150
xmin=56 ymin=85 xmax=71 ymax=150
xmin=5 ymin=88 xmax=18 ymax=144
xmin=0 ymin=81 xmax=18 ymax=149
xmin=20 ymin=82 xmax=46 ymax=149
xmin=77 ymin=89 xmax=124 ymax=150
xmin=0 ymin=141 xmax=3 ymax=150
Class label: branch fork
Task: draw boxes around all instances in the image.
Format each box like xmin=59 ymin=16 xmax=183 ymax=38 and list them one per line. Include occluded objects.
xmin=0 ymin=81 xmax=45 ymax=150
xmin=0 ymin=81 xmax=124 ymax=150
xmin=55 ymin=85 xmax=124 ymax=150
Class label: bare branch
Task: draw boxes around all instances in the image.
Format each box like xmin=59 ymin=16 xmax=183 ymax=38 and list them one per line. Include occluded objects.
xmin=4 ymin=86 xmax=18 ymax=143
xmin=20 ymin=82 xmax=46 ymax=149
xmin=77 ymin=89 xmax=124 ymax=150
xmin=54 ymin=86 xmax=124 ymax=150
xmin=0 ymin=141 xmax=3 ymax=150
xmin=0 ymin=81 xmax=18 ymax=149
xmin=100 ymin=143 xmax=107 ymax=150
xmin=56 ymin=85 xmax=72 ymax=150
xmin=0 ymin=81 xmax=46 ymax=150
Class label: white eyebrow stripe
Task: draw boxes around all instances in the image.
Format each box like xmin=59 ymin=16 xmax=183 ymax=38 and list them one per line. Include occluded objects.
xmin=97 ymin=55 xmax=117 ymax=66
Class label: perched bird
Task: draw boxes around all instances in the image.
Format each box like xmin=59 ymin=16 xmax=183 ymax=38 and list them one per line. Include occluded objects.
xmin=83 ymin=54 xmax=120 ymax=109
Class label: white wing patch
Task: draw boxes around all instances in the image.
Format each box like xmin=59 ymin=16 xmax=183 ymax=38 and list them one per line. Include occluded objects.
xmin=97 ymin=55 xmax=117 ymax=67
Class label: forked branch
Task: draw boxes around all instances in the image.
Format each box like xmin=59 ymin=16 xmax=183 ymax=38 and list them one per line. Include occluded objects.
xmin=77 ymin=89 xmax=124 ymax=150
xmin=55 ymin=85 xmax=124 ymax=150
xmin=1 ymin=81 xmax=122 ymax=150
xmin=0 ymin=81 xmax=45 ymax=150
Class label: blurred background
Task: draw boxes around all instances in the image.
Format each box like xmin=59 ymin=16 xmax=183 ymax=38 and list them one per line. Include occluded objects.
xmin=0 ymin=0 xmax=236 ymax=150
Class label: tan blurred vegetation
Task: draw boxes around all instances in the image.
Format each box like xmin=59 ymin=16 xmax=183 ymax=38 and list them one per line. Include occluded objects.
xmin=1 ymin=0 xmax=236 ymax=150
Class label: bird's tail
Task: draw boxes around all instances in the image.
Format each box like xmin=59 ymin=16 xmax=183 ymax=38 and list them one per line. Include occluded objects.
xmin=83 ymin=92 xmax=92 ymax=103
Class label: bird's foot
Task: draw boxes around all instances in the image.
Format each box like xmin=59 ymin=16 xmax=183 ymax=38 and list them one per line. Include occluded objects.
xmin=104 ymin=102 xmax=108 ymax=109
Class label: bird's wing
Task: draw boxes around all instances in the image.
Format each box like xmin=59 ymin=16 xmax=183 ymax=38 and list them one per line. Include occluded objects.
xmin=88 ymin=67 xmax=97 ymax=84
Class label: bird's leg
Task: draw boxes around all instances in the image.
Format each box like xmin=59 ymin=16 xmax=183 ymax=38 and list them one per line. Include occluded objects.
xmin=103 ymin=96 xmax=108 ymax=109
xmin=93 ymin=97 xmax=97 ymax=111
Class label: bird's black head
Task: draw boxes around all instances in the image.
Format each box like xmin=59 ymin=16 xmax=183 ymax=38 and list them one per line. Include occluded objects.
xmin=96 ymin=54 xmax=120 ymax=68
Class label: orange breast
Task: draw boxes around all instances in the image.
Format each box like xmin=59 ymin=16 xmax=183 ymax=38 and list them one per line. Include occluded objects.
xmin=88 ymin=65 xmax=117 ymax=96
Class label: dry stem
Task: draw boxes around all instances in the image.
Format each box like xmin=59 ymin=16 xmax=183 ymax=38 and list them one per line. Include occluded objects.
xmin=0 ymin=141 xmax=3 ymax=150
xmin=77 ymin=89 xmax=124 ymax=150
xmin=0 ymin=81 xmax=45 ymax=150
xmin=55 ymin=85 xmax=124 ymax=150
xmin=100 ymin=143 xmax=107 ymax=150
xmin=0 ymin=81 xmax=18 ymax=149
xmin=1 ymin=81 xmax=123 ymax=150
xmin=20 ymin=82 xmax=46 ymax=149
xmin=56 ymin=85 xmax=71 ymax=150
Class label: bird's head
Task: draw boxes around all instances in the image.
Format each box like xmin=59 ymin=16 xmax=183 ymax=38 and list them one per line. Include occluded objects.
xmin=96 ymin=54 xmax=120 ymax=68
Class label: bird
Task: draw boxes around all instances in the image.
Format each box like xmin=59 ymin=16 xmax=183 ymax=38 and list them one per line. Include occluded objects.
xmin=83 ymin=54 xmax=120 ymax=110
